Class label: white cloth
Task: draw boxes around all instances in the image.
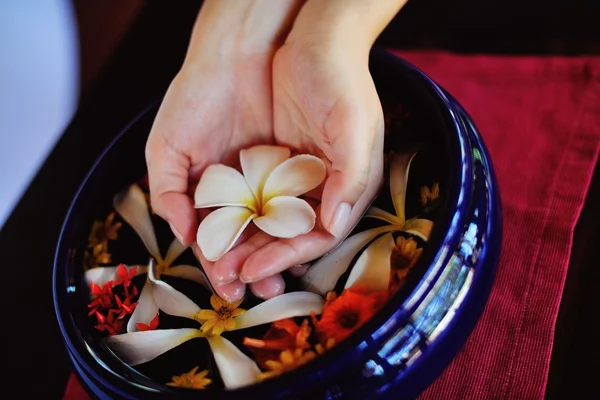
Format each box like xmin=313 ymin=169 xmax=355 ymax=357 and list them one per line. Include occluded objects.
xmin=0 ymin=0 xmax=79 ymax=229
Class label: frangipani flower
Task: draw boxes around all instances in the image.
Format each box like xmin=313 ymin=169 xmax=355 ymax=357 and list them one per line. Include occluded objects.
xmin=85 ymin=184 xmax=208 ymax=332
xmin=301 ymin=152 xmax=434 ymax=295
xmin=194 ymin=145 xmax=326 ymax=261
xmin=106 ymin=262 xmax=324 ymax=389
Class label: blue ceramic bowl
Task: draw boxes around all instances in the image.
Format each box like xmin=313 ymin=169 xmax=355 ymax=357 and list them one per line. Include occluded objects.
xmin=53 ymin=49 xmax=501 ymax=399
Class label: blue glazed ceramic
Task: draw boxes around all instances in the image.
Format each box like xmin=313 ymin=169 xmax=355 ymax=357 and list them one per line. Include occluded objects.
xmin=53 ymin=49 xmax=501 ymax=399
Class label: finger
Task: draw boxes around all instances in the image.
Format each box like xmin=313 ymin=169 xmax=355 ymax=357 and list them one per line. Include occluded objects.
xmin=320 ymin=107 xmax=378 ymax=239
xmin=146 ymin=131 xmax=197 ymax=246
xmin=192 ymin=244 xmax=246 ymax=302
xmin=249 ymin=274 xmax=286 ymax=299
xmin=239 ymin=227 xmax=338 ymax=283
xmin=211 ymin=231 xmax=275 ymax=284
xmin=288 ymin=263 xmax=310 ymax=277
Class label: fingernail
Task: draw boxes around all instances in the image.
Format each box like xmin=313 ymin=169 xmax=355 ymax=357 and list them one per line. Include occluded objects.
xmin=329 ymin=202 xmax=352 ymax=238
xmin=169 ymin=222 xmax=185 ymax=245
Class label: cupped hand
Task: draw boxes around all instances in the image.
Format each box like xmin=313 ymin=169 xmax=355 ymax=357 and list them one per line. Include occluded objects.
xmin=146 ymin=53 xmax=290 ymax=301
xmin=210 ymin=34 xmax=385 ymax=289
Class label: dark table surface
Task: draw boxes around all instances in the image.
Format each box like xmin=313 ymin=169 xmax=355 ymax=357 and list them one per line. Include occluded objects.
xmin=1 ymin=0 xmax=598 ymax=397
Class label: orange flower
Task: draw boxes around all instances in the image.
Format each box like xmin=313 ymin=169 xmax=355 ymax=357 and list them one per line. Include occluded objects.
xmin=315 ymin=287 xmax=388 ymax=344
xmin=258 ymin=348 xmax=317 ymax=381
xmin=243 ymin=319 xmax=311 ymax=369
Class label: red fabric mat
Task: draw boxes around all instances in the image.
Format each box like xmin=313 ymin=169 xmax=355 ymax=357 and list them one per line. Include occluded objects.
xmin=63 ymin=52 xmax=600 ymax=399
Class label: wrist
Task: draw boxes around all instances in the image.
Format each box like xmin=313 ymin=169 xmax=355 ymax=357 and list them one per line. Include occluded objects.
xmin=184 ymin=0 xmax=305 ymax=67
xmin=286 ymin=0 xmax=408 ymax=56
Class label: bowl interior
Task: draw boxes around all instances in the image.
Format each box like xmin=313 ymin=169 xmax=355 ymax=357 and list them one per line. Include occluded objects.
xmin=54 ymin=50 xmax=462 ymax=396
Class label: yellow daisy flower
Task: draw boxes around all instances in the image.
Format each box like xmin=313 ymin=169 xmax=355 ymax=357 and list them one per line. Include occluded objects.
xmin=166 ymin=366 xmax=211 ymax=389
xmin=194 ymin=295 xmax=246 ymax=336
xmin=390 ymin=236 xmax=423 ymax=279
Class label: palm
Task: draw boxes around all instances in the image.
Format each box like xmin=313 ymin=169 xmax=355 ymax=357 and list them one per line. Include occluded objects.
xmin=151 ymin=59 xmax=275 ymax=182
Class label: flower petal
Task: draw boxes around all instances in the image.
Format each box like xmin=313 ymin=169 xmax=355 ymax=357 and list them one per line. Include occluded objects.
xmin=163 ymin=239 xmax=187 ymax=266
xmin=164 ymin=265 xmax=211 ymax=290
xmin=148 ymin=264 xmax=201 ymax=319
xmin=196 ymin=207 xmax=256 ymax=261
xmin=233 ymin=292 xmax=324 ymax=330
xmin=106 ymin=328 xmax=201 ymax=366
xmin=126 ymin=281 xmax=158 ymax=332
xmin=262 ymin=154 xmax=326 ymax=203
xmin=253 ymin=196 xmax=316 ymax=238
xmin=389 ymin=152 xmax=416 ymax=223
xmin=206 ymin=335 xmax=261 ymax=389
xmin=301 ymin=226 xmax=394 ymax=295
xmin=405 ymin=218 xmax=434 ymax=241
xmin=85 ymin=265 xmax=141 ymax=288
xmin=365 ymin=206 xmax=403 ymax=226
xmin=240 ymin=145 xmax=290 ymax=203
xmin=194 ymin=164 xmax=257 ymax=210
xmin=344 ymin=232 xmax=396 ymax=292
xmin=113 ymin=184 xmax=162 ymax=262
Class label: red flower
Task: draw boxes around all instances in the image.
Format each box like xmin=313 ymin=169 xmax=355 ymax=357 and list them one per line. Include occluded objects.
xmin=137 ymin=314 xmax=160 ymax=331
xmin=87 ymin=281 xmax=115 ymax=316
xmin=111 ymin=295 xmax=138 ymax=320
xmin=94 ymin=310 xmax=124 ymax=336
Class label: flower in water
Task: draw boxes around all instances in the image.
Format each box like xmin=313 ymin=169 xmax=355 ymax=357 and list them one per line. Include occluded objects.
xmin=194 ymin=145 xmax=326 ymax=261
xmin=258 ymin=348 xmax=317 ymax=381
xmin=137 ymin=314 xmax=159 ymax=332
xmin=314 ymin=287 xmax=387 ymax=344
xmin=85 ymin=184 xmax=209 ymax=332
xmin=301 ymin=151 xmax=434 ymax=296
xmin=390 ymin=236 xmax=422 ymax=281
xmin=195 ymin=295 xmax=246 ymax=336
xmin=420 ymin=182 xmax=441 ymax=213
xmin=88 ymin=212 xmax=122 ymax=248
xmin=167 ymin=366 xmax=211 ymax=390
xmin=243 ymin=319 xmax=311 ymax=369
xmin=105 ymin=262 xmax=324 ymax=389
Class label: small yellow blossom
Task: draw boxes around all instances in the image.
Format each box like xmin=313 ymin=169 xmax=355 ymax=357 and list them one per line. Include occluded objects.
xmin=314 ymin=337 xmax=336 ymax=355
xmin=390 ymin=236 xmax=422 ymax=279
xmin=258 ymin=348 xmax=317 ymax=381
xmin=194 ymin=295 xmax=246 ymax=336
xmin=420 ymin=182 xmax=440 ymax=208
xmin=166 ymin=366 xmax=211 ymax=389
xmin=84 ymin=243 xmax=112 ymax=270
xmin=88 ymin=212 xmax=122 ymax=248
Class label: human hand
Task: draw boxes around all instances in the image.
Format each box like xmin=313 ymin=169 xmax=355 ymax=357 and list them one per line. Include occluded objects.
xmin=145 ymin=0 xmax=304 ymax=301
xmin=209 ymin=2 xmax=394 ymax=288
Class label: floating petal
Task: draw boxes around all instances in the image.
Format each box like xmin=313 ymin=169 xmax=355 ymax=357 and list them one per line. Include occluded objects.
xmin=149 ymin=265 xmax=201 ymax=319
xmin=389 ymin=152 xmax=416 ymax=223
xmin=113 ymin=184 xmax=162 ymax=262
xmin=194 ymin=164 xmax=257 ymax=210
xmin=405 ymin=218 xmax=434 ymax=241
xmin=196 ymin=207 xmax=256 ymax=261
xmin=253 ymin=196 xmax=316 ymax=238
xmin=301 ymin=226 xmax=394 ymax=295
xmin=163 ymin=239 xmax=187 ymax=266
xmin=262 ymin=154 xmax=326 ymax=203
xmin=106 ymin=328 xmax=201 ymax=366
xmin=344 ymin=232 xmax=396 ymax=292
xmin=164 ymin=265 xmax=211 ymax=290
xmin=365 ymin=206 xmax=403 ymax=226
xmin=234 ymin=292 xmax=324 ymax=330
xmin=126 ymin=282 xmax=158 ymax=333
xmin=206 ymin=335 xmax=261 ymax=389
xmin=240 ymin=145 xmax=290 ymax=203
xmin=85 ymin=265 xmax=140 ymax=288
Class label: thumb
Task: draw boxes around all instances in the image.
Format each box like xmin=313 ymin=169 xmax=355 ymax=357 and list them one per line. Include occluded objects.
xmin=320 ymin=101 xmax=382 ymax=238
xmin=145 ymin=131 xmax=198 ymax=246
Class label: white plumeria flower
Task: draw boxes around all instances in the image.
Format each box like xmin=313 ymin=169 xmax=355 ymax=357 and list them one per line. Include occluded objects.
xmin=106 ymin=262 xmax=324 ymax=389
xmin=85 ymin=184 xmax=208 ymax=332
xmin=194 ymin=145 xmax=326 ymax=261
xmin=301 ymin=152 xmax=434 ymax=295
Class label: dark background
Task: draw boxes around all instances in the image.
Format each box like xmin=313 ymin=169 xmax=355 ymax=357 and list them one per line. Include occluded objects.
xmin=1 ymin=0 xmax=597 ymax=398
